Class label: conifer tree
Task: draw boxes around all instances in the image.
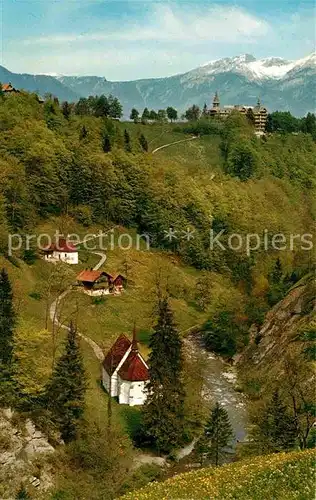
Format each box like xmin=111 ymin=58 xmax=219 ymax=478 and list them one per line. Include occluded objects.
xmin=197 ymin=402 xmax=234 ymax=466
xmin=44 ymin=322 xmax=86 ymax=442
xmin=79 ymin=125 xmax=88 ymax=140
xmin=254 ymin=390 xmax=297 ymax=452
xmin=130 ymin=108 xmax=139 ymax=123
xmin=124 ymin=129 xmax=132 ymax=152
xmin=102 ymin=133 xmax=112 ymax=153
xmin=0 ymin=268 xmax=16 ymax=367
xmin=0 ymin=269 xmax=23 ymax=411
xmin=0 ymin=268 xmax=17 ymax=405
xmin=149 ymin=110 xmax=158 ymax=121
xmin=202 ymin=103 xmax=208 ymax=116
xmin=139 ymin=133 xmax=148 ymax=152
xmin=141 ymin=107 xmax=150 ymax=123
xmin=62 ymin=101 xmax=71 ymax=120
xmin=142 ymin=297 xmax=185 ymax=453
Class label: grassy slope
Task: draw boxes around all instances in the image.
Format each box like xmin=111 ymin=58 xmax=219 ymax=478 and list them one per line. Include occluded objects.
xmin=2 ymin=117 xmax=315 ymax=497
xmin=2 ymin=121 xmax=314 ymax=428
xmin=120 ymin=449 xmax=316 ymax=500
xmin=0 ymin=222 xmax=219 ymax=441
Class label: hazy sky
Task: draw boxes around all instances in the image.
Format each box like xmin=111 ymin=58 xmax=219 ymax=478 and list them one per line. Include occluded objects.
xmin=1 ymin=0 xmax=315 ymax=79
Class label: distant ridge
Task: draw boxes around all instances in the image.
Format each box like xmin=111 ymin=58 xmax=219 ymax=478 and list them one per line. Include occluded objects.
xmin=1 ymin=52 xmax=315 ymax=116
xmin=0 ymin=65 xmax=79 ymax=101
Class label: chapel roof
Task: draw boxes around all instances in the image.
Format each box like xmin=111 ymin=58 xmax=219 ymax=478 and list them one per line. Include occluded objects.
xmin=118 ymin=351 xmax=149 ymax=382
xmin=103 ymin=334 xmax=131 ymax=375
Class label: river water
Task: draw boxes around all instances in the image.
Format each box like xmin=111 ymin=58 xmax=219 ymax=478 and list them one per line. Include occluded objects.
xmin=187 ymin=338 xmax=248 ymax=444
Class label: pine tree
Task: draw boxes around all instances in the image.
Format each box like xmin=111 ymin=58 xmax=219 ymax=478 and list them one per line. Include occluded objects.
xmin=124 ymin=129 xmax=132 ymax=152
xmin=0 ymin=268 xmax=18 ymax=407
xmin=139 ymin=133 xmax=148 ymax=152
xmin=130 ymin=108 xmax=140 ymax=123
xmin=198 ymin=402 xmax=234 ymax=466
xmin=255 ymin=390 xmax=297 ymax=452
xmin=44 ymin=322 xmax=86 ymax=442
xmin=0 ymin=268 xmax=16 ymax=367
xmin=102 ymin=133 xmax=112 ymax=153
xmin=149 ymin=110 xmax=158 ymax=121
xmin=79 ymin=125 xmax=88 ymax=140
xmin=62 ymin=101 xmax=71 ymax=120
xmin=202 ymin=103 xmax=208 ymax=116
xmin=95 ymin=95 xmax=110 ymax=117
xmin=141 ymin=107 xmax=150 ymax=123
xmin=142 ymin=297 xmax=185 ymax=453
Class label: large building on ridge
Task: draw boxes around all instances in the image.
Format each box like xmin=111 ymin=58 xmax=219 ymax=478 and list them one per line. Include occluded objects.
xmin=208 ymin=91 xmax=268 ymax=134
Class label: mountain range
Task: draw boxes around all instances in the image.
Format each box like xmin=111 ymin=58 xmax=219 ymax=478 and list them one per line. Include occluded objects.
xmin=1 ymin=52 xmax=315 ymax=116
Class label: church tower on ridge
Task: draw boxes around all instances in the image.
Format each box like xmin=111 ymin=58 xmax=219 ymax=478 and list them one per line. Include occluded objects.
xmin=213 ymin=91 xmax=220 ymax=109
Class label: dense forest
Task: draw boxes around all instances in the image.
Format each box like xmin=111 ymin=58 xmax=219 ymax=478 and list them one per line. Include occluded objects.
xmin=0 ymin=90 xmax=315 ymax=349
xmin=0 ymin=90 xmax=315 ymax=499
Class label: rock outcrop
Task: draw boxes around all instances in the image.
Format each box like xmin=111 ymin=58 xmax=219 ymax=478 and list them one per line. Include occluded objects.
xmin=0 ymin=408 xmax=55 ymax=498
xmin=239 ymin=273 xmax=315 ymax=386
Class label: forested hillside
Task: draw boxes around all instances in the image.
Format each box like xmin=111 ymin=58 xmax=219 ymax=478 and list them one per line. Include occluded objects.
xmin=0 ymin=91 xmax=315 ymax=499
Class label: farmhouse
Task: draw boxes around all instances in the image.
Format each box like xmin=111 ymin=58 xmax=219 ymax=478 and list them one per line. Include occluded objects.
xmin=76 ymin=270 xmax=126 ymax=295
xmin=76 ymin=269 xmax=113 ymax=296
xmin=2 ymin=83 xmax=19 ymax=93
xmin=102 ymin=329 xmax=149 ymax=406
xmin=43 ymin=238 xmax=79 ymax=264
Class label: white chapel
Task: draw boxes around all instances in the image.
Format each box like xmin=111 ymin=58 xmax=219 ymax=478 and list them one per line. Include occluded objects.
xmin=102 ymin=329 xmax=150 ymax=406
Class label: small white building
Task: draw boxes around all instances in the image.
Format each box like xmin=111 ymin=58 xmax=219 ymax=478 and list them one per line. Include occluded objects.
xmin=102 ymin=331 xmax=150 ymax=406
xmin=43 ymin=238 xmax=79 ymax=265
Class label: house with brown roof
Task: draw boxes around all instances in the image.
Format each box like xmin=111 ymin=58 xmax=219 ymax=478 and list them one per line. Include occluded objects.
xmin=76 ymin=269 xmax=113 ymax=296
xmin=43 ymin=238 xmax=78 ymax=264
xmin=102 ymin=328 xmax=149 ymax=406
xmin=111 ymin=274 xmax=127 ymax=294
xmin=2 ymin=83 xmax=19 ymax=93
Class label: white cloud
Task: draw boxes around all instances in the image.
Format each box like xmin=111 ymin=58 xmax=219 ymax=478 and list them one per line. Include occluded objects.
xmin=5 ymin=46 xmax=184 ymax=79
xmin=22 ymin=5 xmax=270 ymax=46
xmin=4 ymin=3 xmax=314 ymax=79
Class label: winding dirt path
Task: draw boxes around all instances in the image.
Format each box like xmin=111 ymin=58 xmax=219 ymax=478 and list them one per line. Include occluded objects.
xmin=49 ymin=250 xmax=106 ymax=361
xmin=151 ymin=135 xmax=198 ymax=154
xmin=48 ymin=230 xmax=197 ymax=464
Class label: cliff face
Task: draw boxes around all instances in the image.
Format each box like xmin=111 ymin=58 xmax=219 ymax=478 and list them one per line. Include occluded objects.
xmin=239 ymin=274 xmax=315 ymax=388
xmin=0 ymin=408 xmax=55 ymax=499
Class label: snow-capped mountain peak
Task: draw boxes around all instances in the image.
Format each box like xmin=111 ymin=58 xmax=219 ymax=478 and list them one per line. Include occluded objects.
xmin=246 ymin=58 xmax=295 ymax=80
xmin=194 ymin=52 xmax=316 ymax=82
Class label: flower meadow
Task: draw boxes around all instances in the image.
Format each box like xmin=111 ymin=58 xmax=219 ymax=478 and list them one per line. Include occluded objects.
xmin=121 ymin=450 xmax=315 ymax=499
